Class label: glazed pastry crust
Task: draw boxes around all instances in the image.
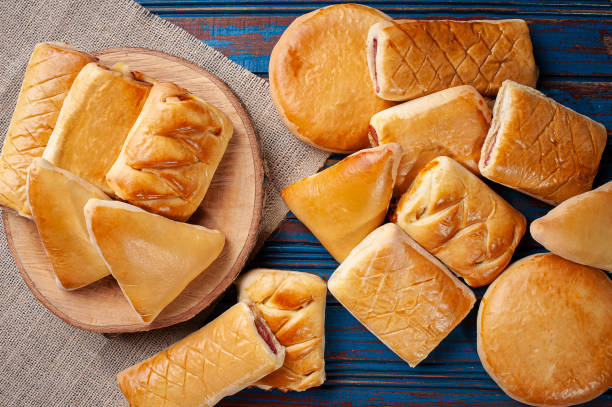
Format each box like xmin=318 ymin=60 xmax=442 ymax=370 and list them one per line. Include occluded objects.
xmin=477 ymin=254 xmax=612 ymax=406
xmin=328 ymin=223 xmax=476 ymax=367
xmin=237 ymin=268 xmax=326 ymax=392
xmin=394 ymin=156 xmax=526 ymax=287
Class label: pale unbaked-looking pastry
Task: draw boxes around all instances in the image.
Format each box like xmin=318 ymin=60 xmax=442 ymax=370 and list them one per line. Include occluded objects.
xmin=367 ymin=19 xmax=537 ymax=101
xmin=530 ymin=181 xmax=612 ymax=272
xmin=27 ymin=158 xmax=110 ymax=290
xmin=237 ymin=268 xmax=326 ymax=392
xmin=394 ymin=156 xmax=526 ymax=287
xmin=84 ymin=199 xmax=224 ymax=323
xmin=477 ymin=253 xmax=612 ymax=406
xmin=43 ymin=62 xmax=151 ymax=194
xmin=0 ymin=42 xmax=95 ymax=217
xmin=269 ymin=3 xmax=395 ymax=152
xmin=106 ymin=82 xmax=233 ymax=221
xmin=479 ymin=80 xmax=607 ymax=205
xmin=118 ymin=302 xmax=285 ymax=407
xmin=369 ymin=85 xmax=491 ymax=193
xmin=328 ymin=223 xmax=476 ymax=367
xmin=281 ymin=143 xmax=402 ymax=262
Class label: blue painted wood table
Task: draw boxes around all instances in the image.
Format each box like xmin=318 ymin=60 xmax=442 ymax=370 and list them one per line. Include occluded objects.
xmin=138 ymin=1 xmax=611 ymax=405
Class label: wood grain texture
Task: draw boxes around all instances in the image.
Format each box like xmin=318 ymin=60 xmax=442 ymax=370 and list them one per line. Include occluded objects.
xmin=3 ymin=48 xmax=263 ymax=333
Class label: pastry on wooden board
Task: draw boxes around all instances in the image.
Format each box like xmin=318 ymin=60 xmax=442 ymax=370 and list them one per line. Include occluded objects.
xmin=27 ymin=158 xmax=111 ymax=290
xmin=106 ymin=82 xmax=233 ymax=221
xmin=328 ymin=223 xmax=476 ymax=367
xmin=269 ymin=3 xmax=395 ymax=152
xmin=394 ymin=156 xmax=526 ymax=287
xmin=281 ymin=143 xmax=402 ymax=263
xmin=237 ymin=268 xmax=326 ymax=392
xmin=0 ymin=42 xmax=95 ymax=217
xmin=43 ymin=62 xmax=151 ymax=195
xmin=530 ymin=181 xmax=612 ymax=272
xmin=367 ymin=19 xmax=538 ymax=101
xmin=84 ymin=199 xmax=225 ymax=323
xmin=479 ymin=80 xmax=607 ymax=205
xmin=369 ymin=85 xmax=491 ymax=193
xmin=477 ymin=253 xmax=612 ymax=406
xmin=117 ymin=302 xmax=285 ymax=407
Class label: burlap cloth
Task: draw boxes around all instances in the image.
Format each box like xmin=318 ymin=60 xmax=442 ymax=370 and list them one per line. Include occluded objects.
xmin=0 ymin=1 xmax=329 ymax=405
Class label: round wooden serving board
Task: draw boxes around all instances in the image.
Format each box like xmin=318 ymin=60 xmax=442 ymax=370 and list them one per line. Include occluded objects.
xmin=3 ymin=48 xmax=263 ymax=333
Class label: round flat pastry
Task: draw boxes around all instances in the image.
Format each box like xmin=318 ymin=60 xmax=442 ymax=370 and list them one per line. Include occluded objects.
xmin=269 ymin=4 xmax=395 ymax=153
xmin=477 ymin=253 xmax=612 ymax=406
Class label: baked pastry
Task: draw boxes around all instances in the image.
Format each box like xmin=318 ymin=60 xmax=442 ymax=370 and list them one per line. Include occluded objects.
xmin=369 ymin=85 xmax=491 ymax=193
xmin=106 ymin=82 xmax=233 ymax=221
xmin=281 ymin=143 xmax=402 ymax=262
xmin=479 ymin=80 xmax=607 ymax=205
xmin=84 ymin=199 xmax=224 ymax=323
xmin=0 ymin=42 xmax=95 ymax=217
xmin=394 ymin=156 xmax=526 ymax=287
xmin=367 ymin=19 xmax=537 ymax=101
xmin=236 ymin=268 xmax=326 ymax=391
xmin=328 ymin=223 xmax=476 ymax=367
xmin=118 ymin=302 xmax=285 ymax=407
xmin=43 ymin=62 xmax=151 ymax=194
xmin=477 ymin=253 xmax=612 ymax=406
xmin=530 ymin=181 xmax=612 ymax=272
xmin=269 ymin=3 xmax=395 ymax=152
xmin=27 ymin=158 xmax=110 ymax=289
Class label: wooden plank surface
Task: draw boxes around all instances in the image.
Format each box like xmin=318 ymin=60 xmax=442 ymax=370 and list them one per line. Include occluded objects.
xmin=137 ymin=1 xmax=611 ymax=405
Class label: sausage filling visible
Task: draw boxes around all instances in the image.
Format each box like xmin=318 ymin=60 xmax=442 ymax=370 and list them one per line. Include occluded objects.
xmin=372 ymin=38 xmax=380 ymax=93
xmin=369 ymin=125 xmax=380 ymax=146
xmin=251 ymin=306 xmax=277 ymax=354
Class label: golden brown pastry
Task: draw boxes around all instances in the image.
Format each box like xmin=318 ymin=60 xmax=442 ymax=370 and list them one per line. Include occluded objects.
xmin=236 ymin=268 xmax=326 ymax=392
xmin=477 ymin=253 xmax=612 ymax=406
xmin=27 ymin=158 xmax=110 ymax=289
xmin=106 ymin=82 xmax=233 ymax=221
xmin=269 ymin=4 xmax=395 ymax=152
xmin=328 ymin=223 xmax=476 ymax=367
xmin=479 ymin=80 xmax=607 ymax=205
xmin=369 ymin=85 xmax=491 ymax=193
xmin=0 ymin=42 xmax=95 ymax=217
xmin=118 ymin=302 xmax=285 ymax=407
xmin=394 ymin=156 xmax=526 ymax=287
xmin=43 ymin=62 xmax=151 ymax=194
xmin=281 ymin=143 xmax=402 ymax=262
xmin=367 ymin=19 xmax=538 ymax=101
xmin=530 ymin=181 xmax=612 ymax=272
xmin=84 ymin=199 xmax=224 ymax=323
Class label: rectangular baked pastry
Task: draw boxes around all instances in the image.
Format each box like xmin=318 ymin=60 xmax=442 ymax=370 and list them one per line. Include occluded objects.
xmin=117 ymin=302 xmax=285 ymax=407
xmin=43 ymin=62 xmax=151 ymax=194
xmin=0 ymin=42 xmax=95 ymax=217
xmin=369 ymin=85 xmax=491 ymax=194
xmin=393 ymin=156 xmax=526 ymax=287
xmin=367 ymin=19 xmax=538 ymax=101
xmin=328 ymin=223 xmax=475 ymax=367
xmin=106 ymin=82 xmax=233 ymax=221
xmin=237 ymin=268 xmax=326 ymax=392
xmin=479 ymin=80 xmax=607 ymax=205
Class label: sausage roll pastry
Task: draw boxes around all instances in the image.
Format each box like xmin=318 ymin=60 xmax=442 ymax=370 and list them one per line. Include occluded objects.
xmin=237 ymin=269 xmax=326 ymax=391
xmin=367 ymin=19 xmax=537 ymax=101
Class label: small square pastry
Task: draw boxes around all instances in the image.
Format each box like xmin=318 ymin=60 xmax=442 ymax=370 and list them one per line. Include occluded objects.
xmin=479 ymin=80 xmax=607 ymax=205
xmin=328 ymin=223 xmax=475 ymax=367
xmin=237 ymin=268 xmax=326 ymax=391
xmin=393 ymin=156 xmax=526 ymax=287
xmin=118 ymin=302 xmax=285 ymax=407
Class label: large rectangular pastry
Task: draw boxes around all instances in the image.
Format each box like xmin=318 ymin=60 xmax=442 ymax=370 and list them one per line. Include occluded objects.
xmin=393 ymin=156 xmax=526 ymax=287
xmin=117 ymin=302 xmax=285 ymax=407
xmin=0 ymin=42 xmax=95 ymax=217
xmin=479 ymin=80 xmax=607 ymax=205
xmin=327 ymin=223 xmax=475 ymax=367
xmin=43 ymin=62 xmax=151 ymax=194
xmin=367 ymin=19 xmax=538 ymax=101
xmin=369 ymin=85 xmax=491 ymax=193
